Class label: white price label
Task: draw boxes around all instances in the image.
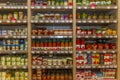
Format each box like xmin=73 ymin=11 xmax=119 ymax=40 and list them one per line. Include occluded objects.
xmin=12 ymin=21 xmax=16 ymax=23
xmin=5 ymin=36 xmax=8 ymax=38
xmin=51 ymin=6 xmax=55 ymax=9
xmin=13 ymin=66 xmax=17 ymax=69
xmin=7 ymin=20 xmax=10 ymax=23
xmin=37 ymin=6 xmax=40 ymax=9
xmin=31 ymin=6 xmax=34 ymax=9
xmin=43 ymin=6 xmax=47 ymax=9
xmin=65 ymin=6 xmax=68 ymax=9
xmin=101 ymin=20 xmax=104 ymax=23
xmin=107 ymin=6 xmax=110 ymax=9
xmin=12 ymin=51 xmax=16 ymax=54
xmin=17 ymin=20 xmax=21 ymax=23
xmin=0 ymin=20 xmax=2 ymax=23
xmin=32 ymin=36 xmax=35 ymax=38
xmin=78 ymin=6 xmax=81 ymax=9
xmin=69 ymin=6 xmax=72 ymax=9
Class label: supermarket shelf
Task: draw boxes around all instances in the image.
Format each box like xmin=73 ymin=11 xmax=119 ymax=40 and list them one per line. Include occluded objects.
xmin=0 ymin=65 xmax=27 ymax=69
xmin=0 ymin=36 xmax=27 ymax=39
xmin=0 ymin=6 xmax=27 ymax=10
xmin=31 ymin=20 xmax=72 ymax=23
xmin=0 ymin=50 xmax=27 ymax=54
xmin=76 ymin=65 xmax=117 ymax=69
xmin=32 ymin=35 xmax=72 ymax=38
xmin=77 ymin=20 xmax=117 ymax=24
xmin=0 ymin=20 xmax=27 ymax=24
xmin=32 ymin=50 xmax=73 ymax=54
xmin=76 ymin=50 xmax=116 ymax=54
xmin=31 ymin=6 xmax=72 ymax=10
xmin=77 ymin=35 xmax=118 ymax=38
xmin=32 ymin=65 xmax=72 ymax=69
xmin=77 ymin=6 xmax=118 ymax=10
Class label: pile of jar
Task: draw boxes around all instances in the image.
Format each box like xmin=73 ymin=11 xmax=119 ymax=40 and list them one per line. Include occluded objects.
xmin=32 ymin=38 xmax=72 ymax=50
xmin=0 ymin=55 xmax=28 ymax=66
xmin=76 ymin=39 xmax=116 ymax=50
xmin=0 ymin=2 xmax=27 ymax=6
xmin=0 ymin=39 xmax=27 ymax=51
xmin=76 ymin=27 xmax=117 ymax=36
xmin=0 ymin=12 xmax=27 ymax=21
xmin=32 ymin=56 xmax=72 ymax=66
xmin=32 ymin=28 xmax=72 ymax=36
xmin=0 ymin=28 xmax=27 ymax=36
xmin=32 ymin=13 xmax=72 ymax=20
xmin=76 ymin=69 xmax=116 ymax=80
xmin=76 ymin=12 xmax=115 ymax=20
xmin=31 ymin=0 xmax=73 ymax=6
xmin=76 ymin=53 xmax=116 ymax=66
xmin=0 ymin=70 xmax=28 ymax=80
xmin=32 ymin=69 xmax=73 ymax=80
xmin=76 ymin=0 xmax=116 ymax=6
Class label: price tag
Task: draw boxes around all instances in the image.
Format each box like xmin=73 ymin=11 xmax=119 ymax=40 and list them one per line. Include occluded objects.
xmin=98 ymin=36 xmax=102 ymax=38
xmin=77 ymin=20 xmax=81 ymax=23
xmin=32 ymin=66 xmax=35 ymax=69
xmin=5 ymin=36 xmax=8 ymax=38
xmin=48 ymin=66 xmax=51 ymax=69
xmin=32 ymin=36 xmax=35 ymax=38
xmin=50 ymin=20 xmax=54 ymax=23
xmin=46 ymin=20 xmax=49 ymax=23
xmin=37 ymin=66 xmax=40 ymax=69
xmin=107 ymin=6 xmax=110 ymax=9
xmin=23 ymin=66 xmax=27 ymax=69
xmin=106 ymin=20 xmax=110 ymax=23
xmin=23 ymin=20 xmax=27 ymax=23
xmin=105 ymin=36 xmax=109 ymax=38
xmin=13 ymin=66 xmax=17 ymax=69
xmin=37 ymin=51 xmax=39 ymax=53
xmin=82 ymin=20 xmax=86 ymax=23
xmin=12 ymin=51 xmax=16 ymax=54
xmin=85 ymin=36 xmax=89 ymax=38
xmin=0 ymin=20 xmax=2 ymax=23
xmin=17 ymin=20 xmax=21 ymax=23
xmin=93 ymin=51 xmax=96 ymax=53
xmin=55 ymin=20 xmax=59 ymax=23
xmin=32 ymin=51 xmax=35 ymax=54
xmin=69 ymin=20 xmax=72 ymax=23
xmin=84 ymin=6 xmax=87 ymax=9
xmin=37 ymin=6 xmax=40 ymax=9
xmin=114 ymin=6 xmax=117 ymax=9
xmin=69 ymin=6 xmax=72 ymax=9
xmin=103 ymin=51 xmax=106 ymax=53
xmin=65 ymin=66 xmax=69 ymax=68
xmin=61 ymin=51 xmax=64 ymax=53
xmin=92 ymin=65 xmax=96 ymax=68
xmin=39 ymin=20 xmax=43 ymax=23
xmin=91 ymin=7 xmax=95 ymax=9
xmin=57 ymin=6 xmax=61 ymax=9
xmin=88 ymin=20 xmax=92 ymax=23
xmin=101 ymin=20 xmax=104 ymax=23
xmin=3 ymin=66 xmax=7 ymax=69
xmin=21 ymin=6 xmax=24 ymax=9
xmin=38 ymin=36 xmax=41 ymax=38
xmin=78 ymin=6 xmax=81 ymax=9
xmin=110 ymin=36 xmax=113 ymax=38
xmin=65 ymin=6 xmax=68 ymax=9
xmin=79 ymin=51 xmax=82 ymax=53
xmin=94 ymin=20 xmax=98 ymax=23
xmin=0 ymin=6 xmax=2 ymax=9
xmin=114 ymin=35 xmax=117 ymax=38
xmin=65 ymin=20 xmax=69 ymax=23
xmin=7 ymin=20 xmax=10 ymax=23
xmin=56 ymin=66 xmax=59 ymax=69
xmin=87 ymin=51 xmax=91 ymax=53
xmin=113 ymin=20 xmax=117 ymax=23
xmin=12 ymin=21 xmax=16 ymax=23
xmin=51 ymin=6 xmax=55 ymax=9
xmin=43 ymin=6 xmax=47 ymax=9
xmin=112 ymin=51 xmax=115 ymax=53
xmin=31 ymin=6 xmax=34 ymax=9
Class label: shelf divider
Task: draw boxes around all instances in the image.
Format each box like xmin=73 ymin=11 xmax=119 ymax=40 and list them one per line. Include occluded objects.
xmin=73 ymin=0 xmax=76 ymax=80
xmin=27 ymin=0 xmax=32 ymax=80
xmin=117 ymin=0 xmax=120 ymax=79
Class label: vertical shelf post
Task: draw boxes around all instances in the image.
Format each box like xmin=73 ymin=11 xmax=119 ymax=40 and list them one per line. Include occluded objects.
xmin=27 ymin=0 xmax=32 ymax=80
xmin=117 ymin=0 xmax=120 ymax=79
xmin=73 ymin=0 xmax=76 ymax=80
